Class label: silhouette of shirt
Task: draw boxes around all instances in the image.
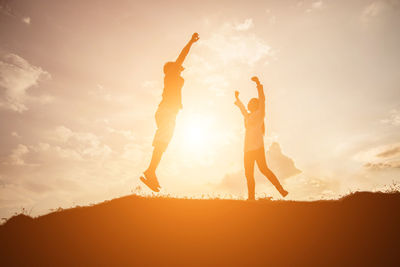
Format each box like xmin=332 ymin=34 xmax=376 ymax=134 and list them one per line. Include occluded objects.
xmin=244 ymin=106 xmax=265 ymax=152
xmin=236 ymin=97 xmax=265 ymax=152
xmin=159 ymin=74 xmax=184 ymax=112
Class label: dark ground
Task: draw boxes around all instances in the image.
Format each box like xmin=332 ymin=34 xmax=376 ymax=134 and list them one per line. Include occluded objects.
xmin=1 ymin=191 xmax=399 ymax=266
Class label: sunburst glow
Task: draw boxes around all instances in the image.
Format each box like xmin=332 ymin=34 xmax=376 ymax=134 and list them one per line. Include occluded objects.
xmin=177 ymin=113 xmax=215 ymax=154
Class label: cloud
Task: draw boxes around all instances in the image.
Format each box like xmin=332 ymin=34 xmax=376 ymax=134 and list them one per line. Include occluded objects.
xmin=185 ymin=19 xmax=274 ymax=97
xmin=3 ymin=144 xmax=29 ymax=165
xmin=122 ymin=143 xmax=144 ymax=161
xmin=305 ymin=1 xmax=325 ymax=13
xmin=266 ymin=142 xmax=302 ymax=179
xmin=141 ymin=80 xmax=162 ymax=97
xmin=381 ymin=108 xmax=400 ymax=126
xmin=11 ymin=131 xmax=20 ymax=138
xmin=2 ymin=126 xmax=114 ymax=165
xmin=22 ymin=17 xmax=30 ymax=25
xmin=362 ymin=1 xmax=389 ymax=18
xmin=355 ymin=142 xmax=400 ymax=170
xmin=202 ymin=74 xmax=229 ymax=96
xmin=0 ymin=53 xmax=51 ymax=112
xmin=215 ymin=171 xmax=246 ymax=196
xmin=284 ymin=174 xmax=341 ymax=200
xmin=0 ymin=1 xmax=15 ymax=17
xmin=106 ymin=127 xmax=136 ymax=141
xmin=199 ymin=21 xmax=272 ymax=66
xmin=0 ymin=2 xmax=31 ymax=25
xmin=234 ymin=18 xmax=254 ymax=31
xmin=52 ymin=126 xmax=112 ymax=159
xmin=360 ymin=0 xmax=400 ymax=24
xmin=376 ymin=146 xmax=400 ymax=158
xmin=364 ymin=161 xmax=400 ymax=170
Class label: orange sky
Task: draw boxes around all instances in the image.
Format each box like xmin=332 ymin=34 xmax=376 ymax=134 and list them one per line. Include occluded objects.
xmin=1 ymin=0 xmax=400 ymax=218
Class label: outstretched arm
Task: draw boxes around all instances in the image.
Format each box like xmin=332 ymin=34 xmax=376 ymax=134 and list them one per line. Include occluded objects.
xmin=234 ymin=91 xmax=249 ymax=118
xmin=175 ymin=33 xmax=199 ymax=66
xmin=251 ymin=76 xmax=265 ymax=111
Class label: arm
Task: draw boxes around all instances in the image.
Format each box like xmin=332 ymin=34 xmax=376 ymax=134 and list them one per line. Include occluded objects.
xmin=175 ymin=33 xmax=199 ymax=66
xmin=251 ymin=76 xmax=265 ymax=111
xmin=234 ymin=91 xmax=249 ymax=118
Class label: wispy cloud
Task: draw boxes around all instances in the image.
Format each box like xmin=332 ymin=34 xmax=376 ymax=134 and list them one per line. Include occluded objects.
xmin=376 ymin=146 xmax=400 ymax=158
xmin=0 ymin=53 xmax=51 ymax=112
xmin=362 ymin=0 xmax=389 ymax=18
xmin=305 ymin=0 xmax=325 ymax=13
xmin=0 ymin=1 xmax=16 ymax=17
xmin=3 ymin=144 xmax=29 ymax=166
xmin=234 ymin=18 xmax=254 ymax=31
xmin=360 ymin=0 xmax=400 ymax=25
xmin=364 ymin=161 xmax=400 ymax=170
xmin=355 ymin=142 xmax=400 ymax=170
xmin=381 ymin=108 xmax=400 ymax=126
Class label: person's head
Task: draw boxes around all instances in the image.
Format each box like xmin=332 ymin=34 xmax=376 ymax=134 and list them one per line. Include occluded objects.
xmin=163 ymin=61 xmax=184 ymax=75
xmin=247 ymin=98 xmax=259 ymax=113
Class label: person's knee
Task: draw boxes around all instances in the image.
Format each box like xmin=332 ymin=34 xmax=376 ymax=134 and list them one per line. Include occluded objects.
xmin=245 ymin=173 xmax=255 ymax=184
xmin=259 ymin=165 xmax=272 ymax=176
xmin=244 ymin=168 xmax=253 ymax=177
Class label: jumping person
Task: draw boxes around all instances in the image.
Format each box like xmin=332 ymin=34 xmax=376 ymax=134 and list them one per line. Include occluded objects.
xmin=141 ymin=33 xmax=199 ymax=192
xmin=234 ymin=76 xmax=288 ymax=200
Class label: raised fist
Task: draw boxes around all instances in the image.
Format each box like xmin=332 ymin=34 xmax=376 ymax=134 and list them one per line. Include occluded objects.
xmin=251 ymin=76 xmax=260 ymax=84
xmin=191 ymin=32 xmax=200 ymax=43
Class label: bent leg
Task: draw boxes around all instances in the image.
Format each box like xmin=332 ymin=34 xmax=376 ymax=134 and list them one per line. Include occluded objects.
xmin=244 ymin=151 xmax=256 ymax=200
xmin=255 ymin=148 xmax=288 ymax=197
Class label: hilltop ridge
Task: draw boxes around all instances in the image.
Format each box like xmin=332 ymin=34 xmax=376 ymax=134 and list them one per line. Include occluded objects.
xmin=1 ymin=192 xmax=400 ymax=266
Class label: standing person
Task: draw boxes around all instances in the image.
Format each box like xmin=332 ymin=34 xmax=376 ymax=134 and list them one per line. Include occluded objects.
xmin=234 ymin=76 xmax=288 ymax=200
xmin=141 ymin=33 xmax=199 ymax=192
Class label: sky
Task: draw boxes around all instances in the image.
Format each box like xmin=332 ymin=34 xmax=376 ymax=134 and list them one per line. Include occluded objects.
xmin=1 ymin=0 xmax=400 ymax=218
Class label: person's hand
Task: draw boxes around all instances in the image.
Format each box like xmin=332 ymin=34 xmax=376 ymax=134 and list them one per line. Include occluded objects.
xmin=234 ymin=91 xmax=240 ymax=105
xmin=190 ymin=32 xmax=200 ymax=43
xmin=251 ymin=76 xmax=260 ymax=85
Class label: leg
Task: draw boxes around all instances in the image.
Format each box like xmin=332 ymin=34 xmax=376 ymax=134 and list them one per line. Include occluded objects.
xmin=143 ymin=107 xmax=176 ymax=189
xmin=145 ymin=142 xmax=167 ymax=179
xmin=244 ymin=151 xmax=256 ymax=200
xmin=255 ymin=148 xmax=288 ymax=197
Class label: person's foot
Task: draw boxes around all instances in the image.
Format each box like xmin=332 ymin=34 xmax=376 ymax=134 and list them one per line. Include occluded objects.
xmin=140 ymin=176 xmax=160 ymax=192
xmin=279 ymin=188 xmax=289 ymax=198
xmin=247 ymin=195 xmax=256 ymax=201
xmin=141 ymin=170 xmax=161 ymax=192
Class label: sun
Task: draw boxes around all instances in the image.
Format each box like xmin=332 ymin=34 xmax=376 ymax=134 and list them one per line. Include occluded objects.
xmin=174 ymin=112 xmax=217 ymax=157
xmin=181 ymin=114 xmax=213 ymax=151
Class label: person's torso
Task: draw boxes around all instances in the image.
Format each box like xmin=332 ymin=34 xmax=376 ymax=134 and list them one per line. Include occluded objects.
xmin=159 ymin=74 xmax=184 ymax=112
xmin=244 ymin=110 xmax=265 ymax=152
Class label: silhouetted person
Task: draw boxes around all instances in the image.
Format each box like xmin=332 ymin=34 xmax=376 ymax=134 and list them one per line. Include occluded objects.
xmin=141 ymin=33 xmax=199 ymax=192
xmin=234 ymin=76 xmax=288 ymax=200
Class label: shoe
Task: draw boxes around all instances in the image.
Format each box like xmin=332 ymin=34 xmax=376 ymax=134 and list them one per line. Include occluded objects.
xmin=280 ymin=189 xmax=288 ymax=198
xmin=140 ymin=176 xmax=160 ymax=192
xmin=140 ymin=170 xmax=161 ymax=192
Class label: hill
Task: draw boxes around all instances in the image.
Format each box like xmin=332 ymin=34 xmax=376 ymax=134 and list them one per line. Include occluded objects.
xmin=1 ymin=192 xmax=400 ymax=266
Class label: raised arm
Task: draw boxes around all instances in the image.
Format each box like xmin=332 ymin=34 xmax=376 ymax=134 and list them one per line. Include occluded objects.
xmin=175 ymin=33 xmax=199 ymax=66
xmin=234 ymin=91 xmax=249 ymax=118
xmin=251 ymin=76 xmax=265 ymax=111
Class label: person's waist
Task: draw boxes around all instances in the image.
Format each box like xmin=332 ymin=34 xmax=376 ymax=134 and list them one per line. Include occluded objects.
xmin=158 ymin=100 xmax=182 ymax=110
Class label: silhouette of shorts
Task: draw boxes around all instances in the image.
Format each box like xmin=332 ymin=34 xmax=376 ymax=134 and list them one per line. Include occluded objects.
xmin=153 ymin=105 xmax=178 ymax=148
